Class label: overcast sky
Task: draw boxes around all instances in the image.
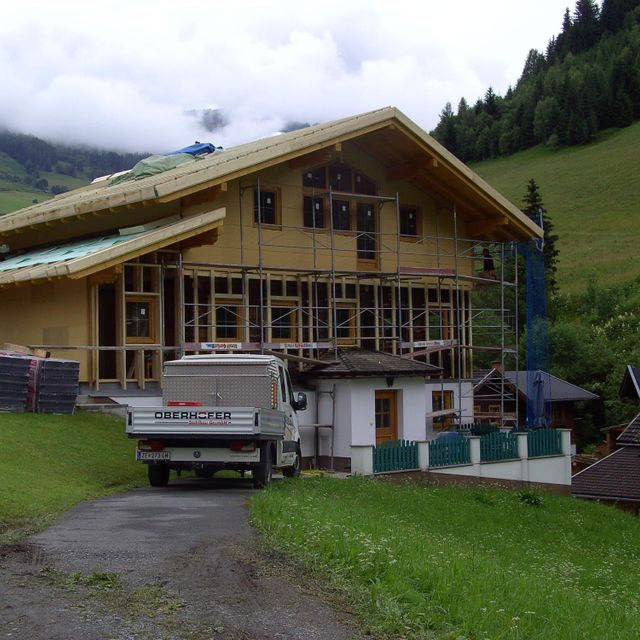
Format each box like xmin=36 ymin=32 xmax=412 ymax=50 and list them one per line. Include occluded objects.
xmin=1 ymin=0 xmax=573 ymax=153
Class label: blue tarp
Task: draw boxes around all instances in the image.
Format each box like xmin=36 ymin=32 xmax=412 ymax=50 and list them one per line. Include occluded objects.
xmin=164 ymin=142 xmax=220 ymax=156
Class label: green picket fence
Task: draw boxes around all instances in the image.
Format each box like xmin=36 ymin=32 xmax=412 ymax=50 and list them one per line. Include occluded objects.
xmin=480 ymin=431 xmax=519 ymax=462
xmin=527 ymin=428 xmax=562 ymax=457
xmin=429 ymin=436 xmax=471 ymax=467
xmin=459 ymin=423 xmax=500 ymax=436
xmin=373 ymin=439 xmax=418 ymax=473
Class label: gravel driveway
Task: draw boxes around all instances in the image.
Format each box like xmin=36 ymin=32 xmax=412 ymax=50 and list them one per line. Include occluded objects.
xmin=0 ymin=477 xmax=366 ymax=640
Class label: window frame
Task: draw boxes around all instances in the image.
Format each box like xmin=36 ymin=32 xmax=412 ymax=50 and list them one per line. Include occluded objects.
xmin=270 ymin=303 xmax=297 ymax=343
xmin=253 ymin=185 xmax=281 ymax=227
xmin=399 ymin=204 xmax=422 ymax=239
xmin=125 ymin=294 xmax=157 ymax=344
xmin=214 ymin=298 xmax=243 ymax=341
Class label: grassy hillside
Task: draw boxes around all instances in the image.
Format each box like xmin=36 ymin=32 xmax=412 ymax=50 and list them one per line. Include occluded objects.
xmin=472 ymin=121 xmax=640 ymax=293
xmin=252 ymin=476 xmax=640 ymax=640
xmin=0 ymin=411 xmax=146 ymax=542
xmin=0 ymin=150 xmax=91 ymax=214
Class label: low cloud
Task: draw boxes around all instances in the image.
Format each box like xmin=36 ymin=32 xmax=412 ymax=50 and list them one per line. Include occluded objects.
xmin=0 ymin=0 xmax=568 ymax=152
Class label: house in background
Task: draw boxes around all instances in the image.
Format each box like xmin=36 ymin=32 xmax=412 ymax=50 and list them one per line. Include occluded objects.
xmin=0 ymin=107 xmax=542 ymax=464
xmin=572 ymin=365 xmax=640 ymax=515
xmin=473 ymin=367 xmax=598 ymax=447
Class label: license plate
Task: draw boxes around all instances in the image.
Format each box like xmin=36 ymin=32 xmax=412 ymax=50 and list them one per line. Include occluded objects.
xmin=136 ymin=451 xmax=171 ymax=461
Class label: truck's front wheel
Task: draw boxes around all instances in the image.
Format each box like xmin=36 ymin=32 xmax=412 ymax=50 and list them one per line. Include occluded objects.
xmin=282 ymin=444 xmax=302 ymax=478
xmin=148 ymin=463 xmax=170 ymax=487
xmin=253 ymin=443 xmax=273 ymax=489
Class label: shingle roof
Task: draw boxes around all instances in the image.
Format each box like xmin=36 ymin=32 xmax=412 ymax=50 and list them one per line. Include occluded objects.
xmin=619 ymin=365 xmax=640 ymax=401
xmin=503 ymin=370 xmax=598 ymax=402
xmin=572 ymin=446 xmax=640 ymax=501
xmin=303 ymin=348 xmax=441 ymax=379
xmin=618 ymin=413 xmax=640 ymax=446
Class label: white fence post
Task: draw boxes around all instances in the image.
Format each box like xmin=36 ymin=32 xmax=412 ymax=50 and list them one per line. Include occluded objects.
xmin=350 ymin=445 xmax=374 ymax=475
xmin=517 ymin=432 xmax=529 ymax=459
xmin=417 ymin=441 xmax=430 ymax=470
xmin=469 ymin=436 xmax=481 ymax=464
xmin=558 ymin=429 xmax=572 ymax=485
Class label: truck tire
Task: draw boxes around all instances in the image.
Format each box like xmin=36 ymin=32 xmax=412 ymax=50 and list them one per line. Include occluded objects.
xmin=253 ymin=443 xmax=273 ymax=489
xmin=282 ymin=443 xmax=302 ymax=478
xmin=148 ymin=463 xmax=170 ymax=487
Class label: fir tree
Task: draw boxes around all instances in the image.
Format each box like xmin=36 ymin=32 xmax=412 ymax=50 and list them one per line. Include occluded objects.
xmin=521 ymin=179 xmax=559 ymax=296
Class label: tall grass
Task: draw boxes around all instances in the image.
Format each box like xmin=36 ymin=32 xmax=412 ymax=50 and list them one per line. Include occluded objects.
xmin=0 ymin=411 xmax=146 ymax=541
xmin=251 ymin=477 xmax=640 ymax=639
xmin=472 ymin=122 xmax=640 ymax=292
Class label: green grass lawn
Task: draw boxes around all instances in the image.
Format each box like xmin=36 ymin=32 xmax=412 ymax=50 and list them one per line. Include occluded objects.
xmin=472 ymin=122 xmax=640 ymax=292
xmin=0 ymin=411 xmax=146 ymax=542
xmin=251 ymin=476 xmax=640 ymax=640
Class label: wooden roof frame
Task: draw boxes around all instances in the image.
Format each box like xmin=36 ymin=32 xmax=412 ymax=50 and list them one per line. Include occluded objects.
xmin=0 ymin=107 xmax=542 ymax=245
xmin=0 ymin=207 xmax=225 ymax=286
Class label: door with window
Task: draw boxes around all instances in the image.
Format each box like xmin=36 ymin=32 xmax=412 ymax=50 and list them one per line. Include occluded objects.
xmin=375 ymin=390 xmax=398 ymax=444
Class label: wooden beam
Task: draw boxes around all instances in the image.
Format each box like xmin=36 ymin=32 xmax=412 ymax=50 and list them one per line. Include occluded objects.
xmin=466 ymin=217 xmax=508 ymax=237
xmin=287 ymin=144 xmax=341 ymax=170
xmin=386 ymin=157 xmax=433 ymax=181
xmin=179 ymin=228 xmax=220 ymax=250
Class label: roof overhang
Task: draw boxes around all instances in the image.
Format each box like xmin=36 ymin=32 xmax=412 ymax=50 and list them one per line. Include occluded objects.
xmin=0 ymin=207 xmax=225 ymax=287
xmin=0 ymin=107 xmax=542 ymax=245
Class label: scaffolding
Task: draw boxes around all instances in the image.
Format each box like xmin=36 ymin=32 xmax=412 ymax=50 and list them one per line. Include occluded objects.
xmin=171 ymin=180 xmax=520 ymax=427
xmin=30 ymin=177 xmax=520 ymax=427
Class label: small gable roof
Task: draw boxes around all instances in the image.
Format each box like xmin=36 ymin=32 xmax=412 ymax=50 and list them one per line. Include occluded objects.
xmin=572 ymin=446 xmax=640 ymax=502
xmin=475 ymin=369 xmax=598 ymax=402
xmin=0 ymin=107 xmax=542 ymax=247
xmin=619 ymin=365 xmax=640 ymax=401
xmin=304 ymin=348 xmax=441 ymax=379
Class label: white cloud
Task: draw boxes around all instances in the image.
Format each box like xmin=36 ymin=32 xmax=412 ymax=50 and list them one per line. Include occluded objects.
xmin=1 ymin=0 xmax=571 ymax=151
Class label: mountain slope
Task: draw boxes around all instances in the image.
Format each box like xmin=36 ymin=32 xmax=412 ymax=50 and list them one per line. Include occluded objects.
xmin=471 ymin=121 xmax=640 ymax=292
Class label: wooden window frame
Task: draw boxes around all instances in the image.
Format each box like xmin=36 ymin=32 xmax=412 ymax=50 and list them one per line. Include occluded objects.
xmin=335 ymin=303 xmax=357 ymax=344
xmin=303 ymin=194 xmax=325 ymax=229
xmin=301 ymin=162 xmax=377 ymax=235
xmin=399 ymin=205 xmax=422 ymax=239
xmin=125 ymin=294 xmax=157 ymax=344
xmin=253 ymin=186 xmax=281 ymax=227
xmin=356 ymin=200 xmax=378 ymax=264
xmin=214 ymin=298 xmax=243 ymax=341
xmin=270 ymin=303 xmax=297 ymax=343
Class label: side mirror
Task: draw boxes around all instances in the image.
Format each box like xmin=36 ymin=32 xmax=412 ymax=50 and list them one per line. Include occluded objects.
xmin=292 ymin=392 xmax=307 ymax=411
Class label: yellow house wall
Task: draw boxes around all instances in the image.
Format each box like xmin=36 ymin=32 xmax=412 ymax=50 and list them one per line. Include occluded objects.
xmin=0 ymin=279 xmax=90 ymax=380
xmin=183 ymin=144 xmax=473 ymax=278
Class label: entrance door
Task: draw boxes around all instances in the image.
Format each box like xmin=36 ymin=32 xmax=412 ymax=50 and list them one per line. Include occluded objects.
xmin=375 ymin=390 xmax=398 ymax=444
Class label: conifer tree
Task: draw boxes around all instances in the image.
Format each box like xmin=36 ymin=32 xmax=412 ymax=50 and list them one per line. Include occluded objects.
xmin=521 ymin=179 xmax=559 ymax=295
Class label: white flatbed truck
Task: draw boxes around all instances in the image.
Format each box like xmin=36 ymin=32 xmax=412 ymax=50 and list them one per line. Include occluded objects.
xmin=126 ymin=354 xmax=307 ymax=488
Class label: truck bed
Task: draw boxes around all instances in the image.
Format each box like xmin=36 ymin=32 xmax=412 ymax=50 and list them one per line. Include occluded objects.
xmin=126 ymin=406 xmax=286 ymax=439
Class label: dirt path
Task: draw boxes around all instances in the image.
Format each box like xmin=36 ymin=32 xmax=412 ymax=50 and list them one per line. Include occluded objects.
xmin=0 ymin=478 xmax=366 ymax=640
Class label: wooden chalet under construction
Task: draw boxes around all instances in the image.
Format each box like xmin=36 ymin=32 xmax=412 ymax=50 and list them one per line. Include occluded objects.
xmin=0 ymin=107 xmax=542 ymax=443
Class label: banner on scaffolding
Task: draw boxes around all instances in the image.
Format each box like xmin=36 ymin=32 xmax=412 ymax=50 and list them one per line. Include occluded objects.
xmin=401 ymin=339 xmax=457 ymax=350
xmin=185 ymin=342 xmax=331 ymax=351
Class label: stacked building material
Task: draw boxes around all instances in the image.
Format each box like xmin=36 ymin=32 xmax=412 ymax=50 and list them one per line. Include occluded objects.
xmin=35 ymin=358 xmax=80 ymax=414
xmin=0 ymin=353 xmax=31 ymax=412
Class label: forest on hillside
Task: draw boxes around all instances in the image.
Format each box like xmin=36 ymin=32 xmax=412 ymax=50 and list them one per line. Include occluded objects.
xmin=431 ymin=0 xmax=640 ymax=161
xmin=0 ymin=129 xmax=147 ymax=194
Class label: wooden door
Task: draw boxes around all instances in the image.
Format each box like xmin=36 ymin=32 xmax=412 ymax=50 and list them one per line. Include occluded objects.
xmin=375 ymin=390 xmax=398 ymax=444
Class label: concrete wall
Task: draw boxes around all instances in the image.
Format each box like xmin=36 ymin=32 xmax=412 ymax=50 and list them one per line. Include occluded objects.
xmin=351 ymin=430 xmax=572 ymax=486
